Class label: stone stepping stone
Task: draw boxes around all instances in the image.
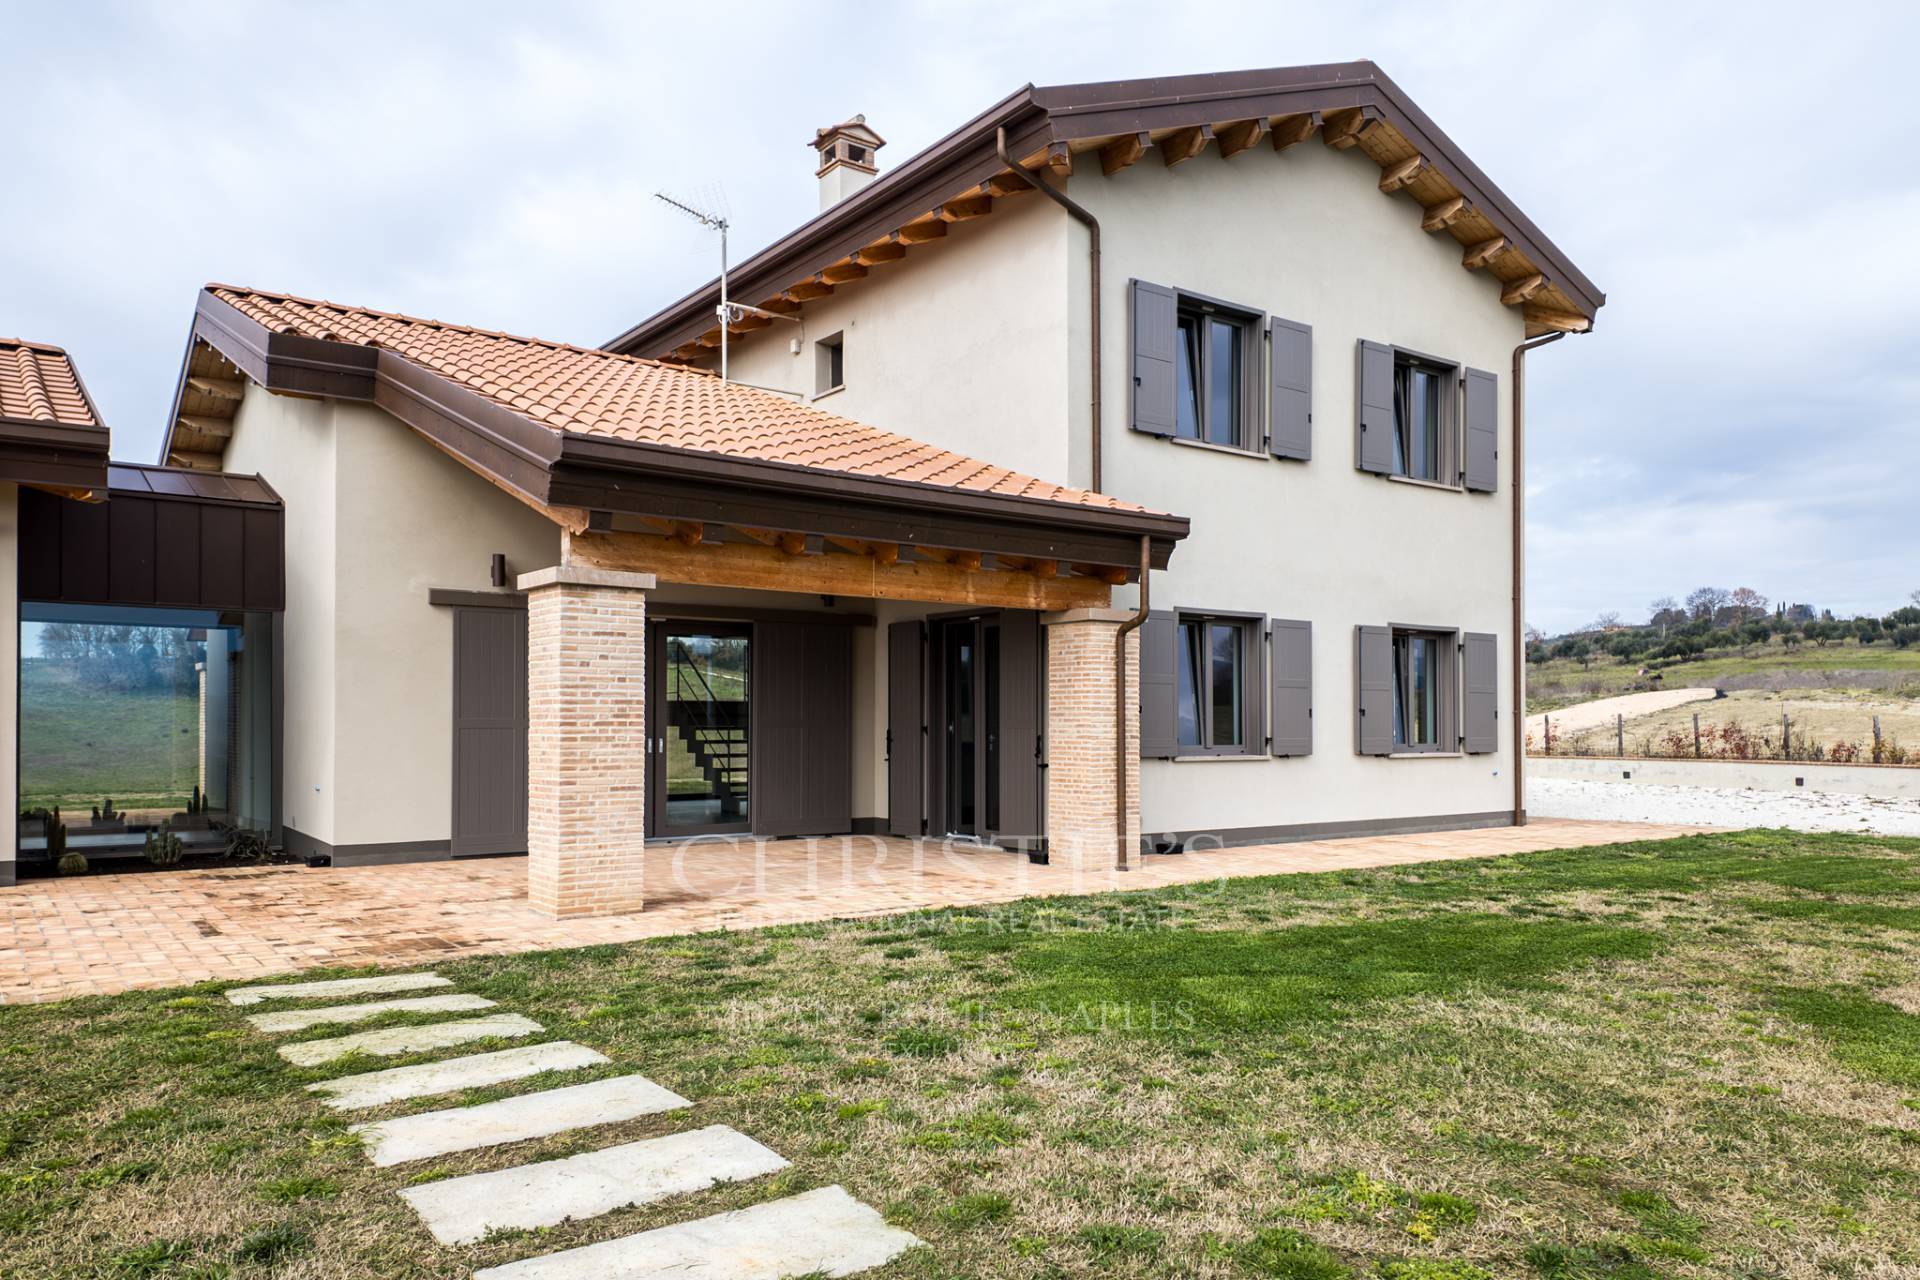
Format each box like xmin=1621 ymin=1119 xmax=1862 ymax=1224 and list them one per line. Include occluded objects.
xmin=351 ymin=1073 xmax=690 ymax=1166
xmin=307 ymin=1041 xmax=611 ymax=1111
xmin=472 ymin=1184 xmax=921 ymax=1280
xmin=227 ymin=972 xmax=450 ymax=1006
xmin=248 ymin=993 xmax=495 ymax=1034
xmin=399 ymin=1124 xmax=788 ymax=1244
xmin=279 ymin=1014 xmax=542 ymax=1067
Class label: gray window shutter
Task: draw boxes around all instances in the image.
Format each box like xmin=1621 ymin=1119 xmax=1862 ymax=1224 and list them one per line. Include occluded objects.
xmin=1354 ymin=624 xmax=1394 ymax=756
xmin=1463 ymin=367 xmax=1498 ymax=492
xmin=1462 ymin=631 xmax=1498 ymax=753
xmin=1269 ymin=618 xmax=1312 ymax=756
xmin=1139 ymin=609 xmax=1177 ymax=758
xmin=1355 ymin=340 xmax=1394 ymax=474
xmin=1130 ymin=280 xmax=1178 ymax=437
xmin=1268 ymin=318 xmax=1312 ymax=460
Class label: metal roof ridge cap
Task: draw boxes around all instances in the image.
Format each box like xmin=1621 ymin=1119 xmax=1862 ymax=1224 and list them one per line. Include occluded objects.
xmin=1033 ymin=63 xmax=1382 ymax=113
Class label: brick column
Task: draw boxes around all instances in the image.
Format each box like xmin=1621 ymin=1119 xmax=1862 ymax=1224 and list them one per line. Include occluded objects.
xmin=518 ymin=565 xmax=655 ymax=918
xmin=1041 ymin=609 xmax=1140 ymax=877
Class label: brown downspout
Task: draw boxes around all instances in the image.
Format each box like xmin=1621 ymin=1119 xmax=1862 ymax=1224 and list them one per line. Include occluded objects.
xmin=1113 ymin=536 xmax=1150 ymax=870
xmin=1510 ymin=331 xmax=1569 ymax=826
xmin=996 ymin=127 xmax=1101 ymax=492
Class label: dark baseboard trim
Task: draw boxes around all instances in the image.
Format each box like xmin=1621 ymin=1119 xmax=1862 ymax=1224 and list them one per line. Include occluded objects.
xmin=284 ymin=827 xmax=463 ymax=868
xmin=850 ymin=817 xmax=887 ymax=835
xmin=0 ymin=861 xmax=14 ymax=888
xmin=1148 ymin=810 xmax=1514 ymax=853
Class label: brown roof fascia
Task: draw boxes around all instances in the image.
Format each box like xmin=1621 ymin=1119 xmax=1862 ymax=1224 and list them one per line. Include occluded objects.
xmin=0 ymin=417 xmax=111 ymax=492
xmin=180 ymin=288 xmax=1186 ymax=572
xmin=608 ymin=62 xmax=1603 ymax=357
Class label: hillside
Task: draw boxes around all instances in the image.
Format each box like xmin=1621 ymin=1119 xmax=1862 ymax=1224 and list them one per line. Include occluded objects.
xmin=1528 ymin=635 xmax=1920 ymax=714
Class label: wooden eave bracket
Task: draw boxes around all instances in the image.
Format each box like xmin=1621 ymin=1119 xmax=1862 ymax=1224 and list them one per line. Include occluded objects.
xmin=934 ymin=195 xmax=992 ymax=222
xmin=1160 ymin=123 xmax=1213 ymax=168
xmin=1378 ymin=154 xmax=1427 ymax=193
xmin=1099 ymin=131 xmax=1150 ymax=176
xmin=1420 ymin=196 xmax=1469 ymax=232
xmin=1321 ymin=107 xmax=1377 ymax=150
xmin=176 ymin=413 xmax=234 ymax=438
xmin=186 ymin=375 xmax=244 ymax=401
xmin=1270 ymin=112 xmax=1319 ymax=151
xmin=1500 ymin=273 xmax=1549 ymax=307
xmin=1215 ymin=118 xmax=1268 ymax=160
xmin=892 ymin=220 xmax=948 ymax=245
xmin=819 ymin=261 xmax=868 ymax=285
xmin=1523 ymin=308 xmax=1592 ymax=333
xmin=1462 ymin=236 xmax=1509 ymax=270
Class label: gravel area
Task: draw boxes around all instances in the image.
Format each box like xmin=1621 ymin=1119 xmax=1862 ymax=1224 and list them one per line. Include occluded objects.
xmin=1528 ymin=776 xmax=1920 ymax=836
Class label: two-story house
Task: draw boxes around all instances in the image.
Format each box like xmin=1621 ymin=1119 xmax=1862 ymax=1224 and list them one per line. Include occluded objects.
xmin=2 ymin=63 xmax=1600 ymax=913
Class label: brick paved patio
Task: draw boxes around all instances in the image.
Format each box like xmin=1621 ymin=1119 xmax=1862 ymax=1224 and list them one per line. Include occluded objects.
xmin=0 ymin=818 xmax=1704 ymax=1004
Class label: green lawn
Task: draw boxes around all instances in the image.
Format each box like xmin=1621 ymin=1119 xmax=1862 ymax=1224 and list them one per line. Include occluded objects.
xmin=4 ymin=831 xmax=1919 ymax=1277
xmin=1530 ymin=637 xmax=1920 ymax=713
xmin=17 ymin=664 xmax=200 ymax=812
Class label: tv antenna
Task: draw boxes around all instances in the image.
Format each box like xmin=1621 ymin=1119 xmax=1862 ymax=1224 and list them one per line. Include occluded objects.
xmin=655 ymin=192 xmax=799 ymax=383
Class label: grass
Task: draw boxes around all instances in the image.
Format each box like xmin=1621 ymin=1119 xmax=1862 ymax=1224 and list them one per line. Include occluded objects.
xmin=1529 ymin=635 xmax=1920 ymax=713
xmin=1544 ymin=688 xmax=1920 ymax=759
xmin=17 ymin=664 xmax=200 ymax=812
xmin=2 ymin=830 xmax=1918 ymax=1277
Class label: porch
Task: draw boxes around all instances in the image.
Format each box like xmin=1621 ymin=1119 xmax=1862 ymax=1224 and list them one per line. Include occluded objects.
xmin=0 ymin=817 xmax=1704 ymax=1002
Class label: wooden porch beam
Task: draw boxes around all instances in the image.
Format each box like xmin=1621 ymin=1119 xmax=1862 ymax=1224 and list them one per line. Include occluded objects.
xmin=1270 ymin=112 xmax=1318 ymax=151
xmin=783 ymin=279 xmax=835 ymax=301
xmin=1161 ymin=124 xmax=1213 ymax=168
xmin=1099 ymin=131 xmax=1150 ymax=176
xmin=1073 ymin=562 xmax=1130 ymax=586
xmin=826 ymin=536 xmax=900 ymax=565
xmin=1523 ymin=308 xmax=1593 ymax=334
xmin=563 ymin=530 xmax=1109 ymax=611
xmin=1215 ymin=118 xmax=1268 ymax=160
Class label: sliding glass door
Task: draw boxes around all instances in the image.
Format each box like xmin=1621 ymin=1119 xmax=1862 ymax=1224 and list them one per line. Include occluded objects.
xmin=649 ymin=623 xmax=751 ymax=836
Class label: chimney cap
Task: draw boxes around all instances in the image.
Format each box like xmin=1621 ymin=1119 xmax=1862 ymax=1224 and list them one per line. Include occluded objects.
xmin=813 ymin=114 xmax=886 ymax=151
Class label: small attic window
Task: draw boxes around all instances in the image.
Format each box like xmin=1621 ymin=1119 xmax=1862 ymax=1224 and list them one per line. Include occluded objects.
xmin=815 ymin=332 xmax=845 ymax=397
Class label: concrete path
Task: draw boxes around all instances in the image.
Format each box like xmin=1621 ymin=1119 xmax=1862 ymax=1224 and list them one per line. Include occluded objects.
xmin=277 ymin=1013 xmax=541 ymax=1066
xmin=227 ymin=972 xmax=453 ymax=1005
xmin=247 ymin=992 xmax=495 ymax=1033
xmin=352 ymin=1074 xmax=691 ymax=1167
xmin=308 ymin=1041 xmax=610 ymax=1110
xmin=471 ymin=1185 xmax=922 ymax=1280
xmin=399 ymin=1125 xmax=789 ymax=1244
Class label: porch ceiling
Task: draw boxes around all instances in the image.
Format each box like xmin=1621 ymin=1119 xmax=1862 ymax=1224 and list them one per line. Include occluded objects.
xmin=166 ymin=286 xmax=1188 ymax=593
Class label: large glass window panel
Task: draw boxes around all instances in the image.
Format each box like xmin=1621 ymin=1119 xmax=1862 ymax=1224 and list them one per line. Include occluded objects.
xmin=1206 ymin=318 xmax=1241 ymax=446
xmin=1176 ymin=622 xmax=1203 ymax=746
xmin=662 ymin=630 xmax=750 ymax=830
xmin=1393 ymin=361 xmax=1446 ymax=481
xmin=1209 ymin=622 xmax=1242 ymax=746
xmin=1391 ymin=631 xmax=1443 ymax=749
xmin=1175 ymin=315 xmax=1202 ymax=440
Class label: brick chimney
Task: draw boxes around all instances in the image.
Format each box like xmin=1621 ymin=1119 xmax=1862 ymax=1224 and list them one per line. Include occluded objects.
xmin=813 ymin=115 xmax=885 ymax=211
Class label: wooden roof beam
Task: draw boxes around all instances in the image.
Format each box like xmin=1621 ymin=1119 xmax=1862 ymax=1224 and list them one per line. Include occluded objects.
xmin=819 ymin=261 xmax=868 ymax=285
xmin=1378 ymin=154 xmax=1428 ymax=193
xmin=734 ymin=526 xmax=813 ymax=556
xmin=892 ymin=220 xmax=948 ymax=245
xmin=1524 ymin=308 xmax=1592 ymax=334
xmin=1321 ymin=107 xmax=1376 ymax=151
xmin=1021 ymin=140 xmax=1071 ymax=176
xmin=1072 ymin=562 xmax=1130 ymax=586
xmin=1462 ymin=236 xmax=1509 ymax=270
xmin=176 ymin=414 xmax=233 ymax=439
xmin=1215 ymin=117 xmax=1268 ymax=160
xmin=826 ymin=536 xmax=900 ymax=565
xmin=1271 ymin=111 xmax=1318 ymax=152
xmin=852 ymin=240 xmax=907 ymax=266
xmin=186 ymin=375 xmax=244 ymax=402
xmin=1420 ymin=196 xmax=1469 ymax=232
xmin=726 ymin=313 xmax=772 ymax=335
xmin=1099 ymin=131 xmax=1150 ymax=176
xmin=934 ymin=194 xmax=992 ymax=221
xmin=916 ymin=547 xmax=984 ymax=572
xmin=783 ymin=279 xmax=835 ymax=301
xmin=1161 ymin=124 xmax=1213 ymax=168
xmin=978 ymin=171 xmax=1032 ymax=197
xmin=166 ymin=449 xmax=223 ymax=471
xmin=1500 ymin=273 xmax=1549 ymax=307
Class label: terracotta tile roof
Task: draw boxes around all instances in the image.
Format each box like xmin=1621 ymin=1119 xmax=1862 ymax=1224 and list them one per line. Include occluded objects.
xmin=0 ymin=340 xmax=100 ymax=427
xmin=207 ymin=285 xmax=1155 ymax=515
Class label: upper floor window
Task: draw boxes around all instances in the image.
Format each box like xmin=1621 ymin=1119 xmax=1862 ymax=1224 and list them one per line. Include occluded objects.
xmin=1175 ymin=303 xmax=1254 ymax=448
xmin=814 ymin=332 xmax=845 ymax=397
xmin=1392 ymin=355 xmax=1453 ymax=482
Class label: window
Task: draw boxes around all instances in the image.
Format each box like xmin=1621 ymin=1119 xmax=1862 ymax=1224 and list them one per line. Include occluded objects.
xmin=1175 ymin=613 xmax=1257 ymax=754
xmin=1391 ymin=628 xmax=1455 ymax=752
xmin=1174 ymin=300 xmax=1255 ymax=448
xmin=814 ymin=332 xmax=844 ymax=396
xmin=1392 ymin=355 xmax=1453 ymax=481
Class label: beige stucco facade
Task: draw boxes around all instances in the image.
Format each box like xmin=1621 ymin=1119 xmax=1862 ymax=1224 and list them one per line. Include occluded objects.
xmin=221 ymin=391 xmax=560 ymax=853
xmin=709 ymin=138 xmax=1528 ymax=841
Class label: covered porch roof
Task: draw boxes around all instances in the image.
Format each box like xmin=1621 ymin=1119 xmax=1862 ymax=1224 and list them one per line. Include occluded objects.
xmin=165 ymin=285 xmax=1188 ymax=610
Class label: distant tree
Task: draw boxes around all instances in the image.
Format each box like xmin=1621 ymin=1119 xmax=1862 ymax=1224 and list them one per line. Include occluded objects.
xmin=1888 ymin=606 xmax=1920 ymax=629
xmin=1727 ymin=587 xmax=1768 ymax=624
xmin=1893 ymin=624 xmax=1920 ymax=650
xmin=1592 ymin=611 xmax=1623 ymax=631
xmin=1781 ymin=629 xmax=1802 ymax=652
xmin=1784 ymin=603 xmax=1817 ymax=625
xmin=1911 ymin=588 xmax=1920 ymax=608
xmin=1686 ymin=587 xmax=1731 ymax=623
xmin=1855 ymin=617 xmax=1884 ymax=645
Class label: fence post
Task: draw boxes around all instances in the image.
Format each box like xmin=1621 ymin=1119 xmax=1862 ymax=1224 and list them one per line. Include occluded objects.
xmin=1544 ymin=714 xmax=1552 ymax=755
xmin=1874 ymin=715 xmax=1884 ymax=762
xmin=1781 ymin=712 xmax=1790 ymax=759
xmin=1693 ymin=712 xmax=1701 ymax=758
xmin=1616 ymin=713 xmax=1625 ymax=759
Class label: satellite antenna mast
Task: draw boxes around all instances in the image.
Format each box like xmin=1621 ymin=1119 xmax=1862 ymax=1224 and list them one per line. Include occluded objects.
xmin=654 ymin=192 xmax=732 ymax=381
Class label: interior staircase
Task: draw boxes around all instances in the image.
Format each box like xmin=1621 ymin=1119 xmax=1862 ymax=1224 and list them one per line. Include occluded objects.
xmin=666 ymin=642 xmax=748 ymax=819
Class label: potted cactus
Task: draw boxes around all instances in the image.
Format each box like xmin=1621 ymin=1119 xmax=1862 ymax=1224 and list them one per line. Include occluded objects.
xmin=49 ymin=815 xmax=86 ymax=876
xmin=88 ymin=797 xmax=127 ymax=834
xmin=144 ymin=820 xmax=185 ymax=868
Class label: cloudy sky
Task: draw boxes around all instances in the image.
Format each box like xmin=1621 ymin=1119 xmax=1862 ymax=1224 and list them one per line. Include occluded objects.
xmin=5 ymin=1 xmax=1915 ymax=633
